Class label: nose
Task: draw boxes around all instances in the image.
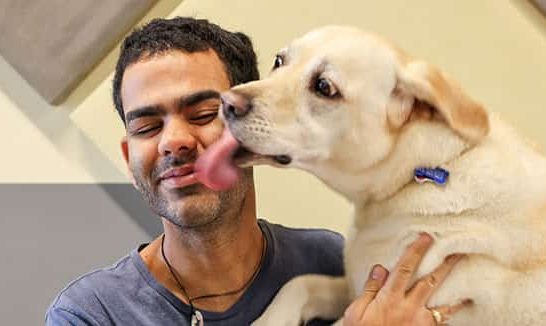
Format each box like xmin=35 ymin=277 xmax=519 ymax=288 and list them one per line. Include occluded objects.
xmin=158 ymin=119 xmax=197 ymax=157
xmin=221 ymin=91 xmax=252 ymax=120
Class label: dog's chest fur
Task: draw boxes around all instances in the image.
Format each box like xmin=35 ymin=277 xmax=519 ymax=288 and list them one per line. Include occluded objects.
xmin=344 ymin=118 xmax=546 ymax=325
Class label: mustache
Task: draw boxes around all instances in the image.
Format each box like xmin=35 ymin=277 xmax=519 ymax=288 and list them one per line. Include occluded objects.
xmin=151 ymin=152 xmax=197 ymax=183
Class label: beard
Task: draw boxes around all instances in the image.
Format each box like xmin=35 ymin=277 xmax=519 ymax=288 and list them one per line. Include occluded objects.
xmin=132 ymin=155 xmax=253 ymax=231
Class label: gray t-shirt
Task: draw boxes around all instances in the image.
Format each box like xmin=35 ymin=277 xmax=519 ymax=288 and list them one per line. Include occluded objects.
xmin=46 ymin=219 xmax=345 ymax=325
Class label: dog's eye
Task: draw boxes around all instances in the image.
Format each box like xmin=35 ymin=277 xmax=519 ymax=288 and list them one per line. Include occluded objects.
xmin=272 ymin=55 xmax=284 ymax=70
xmin=314 ymin=77 xmax=339 ymax=98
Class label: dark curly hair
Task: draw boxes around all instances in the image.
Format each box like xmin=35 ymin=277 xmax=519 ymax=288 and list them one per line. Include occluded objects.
xmin=112 ymin=17 xmax=260 ymax=124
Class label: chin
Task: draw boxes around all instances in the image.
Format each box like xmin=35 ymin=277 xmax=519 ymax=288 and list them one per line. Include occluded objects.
xmin=161 ymin=183 xmax=210 ymax=198
xmin=170 ymin=207 xmax=222 ymax=230
xmin=172 ymin=189 xmax=220 ymax=215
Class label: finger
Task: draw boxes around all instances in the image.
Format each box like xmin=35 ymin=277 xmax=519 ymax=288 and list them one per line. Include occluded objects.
xmin=344 ymin=265 xmax=389 ymax=323
xmin=360 ymin=264 xmax=389 ymax=305
xmin=430 ymin=299 xmax=474 ymax=324
xmin=409 ymin=254 xmax=465 ymax=304
xmin=385 ymin=233 xmax=434 ymax=295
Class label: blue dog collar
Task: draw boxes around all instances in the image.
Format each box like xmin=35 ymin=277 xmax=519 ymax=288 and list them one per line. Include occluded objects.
xmin=414 ymin=167 xmax=449 ymax=185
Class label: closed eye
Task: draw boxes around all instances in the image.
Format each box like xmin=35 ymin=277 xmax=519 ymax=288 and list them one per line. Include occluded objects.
xmin=132 ymin=124 xmax=162 ymax=136
xmin=190 ymin=112 xmax=218 ymax=125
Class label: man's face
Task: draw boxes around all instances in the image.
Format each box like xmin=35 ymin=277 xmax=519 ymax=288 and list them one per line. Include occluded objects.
xmin=120 ymin=49 xmax=252 ymax=229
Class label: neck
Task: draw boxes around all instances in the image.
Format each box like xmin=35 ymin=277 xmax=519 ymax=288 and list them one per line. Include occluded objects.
xmin=331 ymin=123 xmax=471 ymax=204
xmin=141 ymin=185 xmax=265 ymax=312
xmin=354 ymin=118 xmax=546 ymax=231
xmin=162 ymin=213 xmax=263 ymax=291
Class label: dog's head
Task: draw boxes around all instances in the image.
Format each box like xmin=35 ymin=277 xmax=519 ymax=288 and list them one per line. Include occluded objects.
xmin=199 ymin=26 xmax=489 ymax=200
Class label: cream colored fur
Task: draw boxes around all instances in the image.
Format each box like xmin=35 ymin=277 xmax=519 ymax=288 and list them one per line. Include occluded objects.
xmin=222 ymin=26 xmax=546 ymax=325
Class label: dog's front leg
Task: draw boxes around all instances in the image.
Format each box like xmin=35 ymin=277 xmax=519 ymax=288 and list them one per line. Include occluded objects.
xmin=253 ymin=275 xmax=350 ymax=326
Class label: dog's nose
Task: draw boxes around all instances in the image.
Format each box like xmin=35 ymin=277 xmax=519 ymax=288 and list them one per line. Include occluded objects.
xmin=221 ymin=91 xmax=252 ymax=120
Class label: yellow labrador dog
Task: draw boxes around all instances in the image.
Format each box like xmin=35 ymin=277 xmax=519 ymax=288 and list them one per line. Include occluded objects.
xmin=196 ymin=26 xmax=546 ymax=325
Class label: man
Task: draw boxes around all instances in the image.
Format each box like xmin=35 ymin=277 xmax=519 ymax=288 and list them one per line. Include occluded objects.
xmin=46 ymin=17 xmax=467 ymax=325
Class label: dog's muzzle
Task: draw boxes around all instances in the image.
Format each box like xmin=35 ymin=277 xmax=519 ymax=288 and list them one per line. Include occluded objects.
xmin=221 ymin=91 xmax=252 ymax=120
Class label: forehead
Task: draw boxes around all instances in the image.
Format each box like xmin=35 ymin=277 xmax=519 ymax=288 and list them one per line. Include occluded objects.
xmin=121 ymin=49 xmax=230 ymax=113
xmin=279 ymin=27 xmax=401 ymax=94
xmin=286 ymin=26 xmax=397 ymax=66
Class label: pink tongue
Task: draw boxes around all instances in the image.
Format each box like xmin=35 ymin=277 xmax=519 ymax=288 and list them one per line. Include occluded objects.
xmin=195 ymin=128 xmax=241 ymax=191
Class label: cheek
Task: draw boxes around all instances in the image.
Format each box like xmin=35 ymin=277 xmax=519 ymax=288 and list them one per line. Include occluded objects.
xmin=354 ymin=127 xmax=394 ymax=167
xmin=197 ymin=119 xmax=224 ymax=149
xmin=128 ymin=141 xmax=156 ymax=176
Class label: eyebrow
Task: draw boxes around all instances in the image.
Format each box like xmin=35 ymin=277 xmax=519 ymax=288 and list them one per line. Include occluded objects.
xmin=125 ymin=90 xmax=221 ymax=124
xmin=178 ymin=89 xmax=221 ymax=109
xmin=125 ymin=105 xmax=163 ymax=125
xmin=310 ymin=59 xmax=328 ymax=77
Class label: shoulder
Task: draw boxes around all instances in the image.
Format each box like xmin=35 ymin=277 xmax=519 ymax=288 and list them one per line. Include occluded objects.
xmin=259 ymin=219 xmax=345 ymax=276
xmin=52 ymin=252 xmax=137 ymax=303
xmin=46 ymin=251 xmax=140 ymax=325
xmin=260 ymin=218 xmax=344 ymax=249
xmin=263 ymin=219 xmax=344 ymax=246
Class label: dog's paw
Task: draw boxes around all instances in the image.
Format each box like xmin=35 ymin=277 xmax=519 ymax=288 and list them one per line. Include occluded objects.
xmin=252 ymin=282 xmax=307 ymax=326
xmin=252 ymin=313 xmax=303 ymax=326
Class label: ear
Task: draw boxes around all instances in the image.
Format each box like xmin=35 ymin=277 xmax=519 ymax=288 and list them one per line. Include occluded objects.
xmin=121 ymin=137 xmax=138 ymax=189
xmin=389 ymin=60 xmax=489 ymax=144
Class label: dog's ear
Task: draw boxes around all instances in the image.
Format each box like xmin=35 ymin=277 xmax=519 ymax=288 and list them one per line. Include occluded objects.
xmin=388 ymin=60 xmax=489 ymax=144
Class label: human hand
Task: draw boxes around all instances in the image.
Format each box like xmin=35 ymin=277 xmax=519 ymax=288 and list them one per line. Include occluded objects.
xmin=343 ymin=234 xmax=472 ymax=325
